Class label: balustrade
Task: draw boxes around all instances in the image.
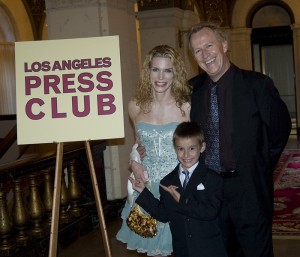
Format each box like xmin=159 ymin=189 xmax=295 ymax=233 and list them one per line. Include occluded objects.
xmin=0 ymin=184 xmax=15 ymax=255
xmin=68 ymin=160 xmax=83 ymax=218
xmin=0 ymin=141 xmax=108 ymax=257
xmin=12 ymin=178 xmax=30 ymax=247
xmin=43 ymin=168 xmax=54 ymax=225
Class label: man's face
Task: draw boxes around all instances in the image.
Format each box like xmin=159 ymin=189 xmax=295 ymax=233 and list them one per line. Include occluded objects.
xmin=190 ymin=28 xmax=230 ymax=82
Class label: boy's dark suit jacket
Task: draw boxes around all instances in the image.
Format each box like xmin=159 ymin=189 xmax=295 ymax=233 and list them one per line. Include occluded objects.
xmin=136 ymin=161 xmax=227 ymax=257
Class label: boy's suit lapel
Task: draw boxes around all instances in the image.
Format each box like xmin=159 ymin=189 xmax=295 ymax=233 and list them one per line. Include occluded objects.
xmin=168 ymin=163 xmax=182 ymax=188
xmin=182 ymin=162 xmax=207 ymax=194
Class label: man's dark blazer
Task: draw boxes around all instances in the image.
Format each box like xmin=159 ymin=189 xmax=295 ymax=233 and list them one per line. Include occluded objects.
xmin=189 ymin=64 xmax=291 ymax=218
xmin=136 ymin=161 xmax=227 ymax=257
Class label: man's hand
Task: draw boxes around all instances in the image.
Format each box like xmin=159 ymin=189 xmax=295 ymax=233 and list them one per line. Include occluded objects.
xmin=131 ymin=160 xmax=148 ymax=183
xmin=160 ymin=184 xmax=180 ymax=202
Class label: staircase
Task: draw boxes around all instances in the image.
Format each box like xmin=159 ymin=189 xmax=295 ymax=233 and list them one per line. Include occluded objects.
xmin=0 ymin=115 xmax=18 ymax=163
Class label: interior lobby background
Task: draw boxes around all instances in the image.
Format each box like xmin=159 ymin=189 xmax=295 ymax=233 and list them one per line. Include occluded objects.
xmin=1 ymin=0 xmax=300 ymax=200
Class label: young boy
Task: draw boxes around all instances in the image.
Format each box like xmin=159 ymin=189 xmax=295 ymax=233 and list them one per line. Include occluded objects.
xmin=129 ymin=121 xmax=227 ymax=257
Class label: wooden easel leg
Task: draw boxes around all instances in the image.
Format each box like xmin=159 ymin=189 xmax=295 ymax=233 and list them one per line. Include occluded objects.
xmin=48 ymin=142 xmax=64 ymax=257
xmin=85 ymin=141 xmax=112 ymax=257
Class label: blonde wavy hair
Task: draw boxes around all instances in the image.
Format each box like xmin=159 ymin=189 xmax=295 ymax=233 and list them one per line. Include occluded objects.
xmin=134 ymin=45 xmax=191 ymax=115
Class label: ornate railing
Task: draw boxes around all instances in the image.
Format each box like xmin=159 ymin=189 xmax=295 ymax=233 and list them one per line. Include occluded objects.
xmin=0 ymin=141 xmax=123 ymax=257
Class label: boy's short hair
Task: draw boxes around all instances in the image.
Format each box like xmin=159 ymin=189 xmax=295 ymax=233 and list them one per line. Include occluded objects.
xmin=173 ymin=122 xmax=205 ymax=146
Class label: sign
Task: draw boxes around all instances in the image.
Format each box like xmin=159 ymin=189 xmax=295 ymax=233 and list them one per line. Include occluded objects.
xmin=15 ymin=36 xmax=124 ymax=144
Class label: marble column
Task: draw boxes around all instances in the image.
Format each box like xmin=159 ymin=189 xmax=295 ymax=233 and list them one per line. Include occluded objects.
xmin=136 ymin=7 xmax=199 ymax=78
xmin=226 ymin=27 xmax=252 ymax=70
xmin=292 ymin=24 xmax=300 ymax=132
xmin=45 ymin=0 xmax=139 ymax=199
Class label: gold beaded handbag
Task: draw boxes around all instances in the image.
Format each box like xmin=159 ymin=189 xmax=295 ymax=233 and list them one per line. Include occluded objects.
xmin=126 ymin=203 xmax=158 ymax=238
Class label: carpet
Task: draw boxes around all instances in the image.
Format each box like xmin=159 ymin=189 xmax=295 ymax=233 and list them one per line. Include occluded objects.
xmin=273 ymin=149 xmax=300 ymax=239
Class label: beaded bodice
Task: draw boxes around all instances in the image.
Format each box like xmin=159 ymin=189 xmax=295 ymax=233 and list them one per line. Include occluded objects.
xmin=136 ymin=122 xmax=179 ymax=182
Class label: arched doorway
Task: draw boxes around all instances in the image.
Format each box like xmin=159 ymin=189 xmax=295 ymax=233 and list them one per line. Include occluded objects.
xmin=250 ymin=4 xmax=296 ymax=134
xmin=0 ymin=4 xmax=17 ymax=114
xmin=0 ymin=1 xmax=36 ymax=115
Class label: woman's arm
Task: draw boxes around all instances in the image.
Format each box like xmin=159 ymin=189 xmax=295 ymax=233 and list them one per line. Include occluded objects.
xmin=128 ymin=100 xmax=148 ymax=182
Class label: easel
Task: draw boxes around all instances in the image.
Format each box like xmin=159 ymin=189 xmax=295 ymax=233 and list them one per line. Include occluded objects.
xmin=15 ymin=34 xmax=122 ymax=257
xmin=48 ymin=141 xmax=112 ymax=257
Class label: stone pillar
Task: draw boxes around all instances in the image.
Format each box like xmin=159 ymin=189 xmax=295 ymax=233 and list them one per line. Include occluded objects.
xmin=45 ymin=0 xmax=139 ymax=199
xmin=137 ymin=8 xmax=185 ymax=57
xmin=0 ymin=43 xmax=16 ymax=115
xmin=181 ymin=10 xmax=200 ymax=78
xmin=227 ymin=27 xmax=252 ymax=70
xmin=292 ymin=24 xmax=300 ymax=132
xmin=137 ymin=7 xmax=199 ymax=79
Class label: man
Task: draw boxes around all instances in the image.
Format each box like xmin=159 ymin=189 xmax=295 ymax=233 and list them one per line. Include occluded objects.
xmin=188 ymin=22 xmax=291 ymax=257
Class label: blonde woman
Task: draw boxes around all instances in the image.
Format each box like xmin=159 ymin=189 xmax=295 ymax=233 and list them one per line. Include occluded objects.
xmin=117 ymin=45 xmax=191 ymax=256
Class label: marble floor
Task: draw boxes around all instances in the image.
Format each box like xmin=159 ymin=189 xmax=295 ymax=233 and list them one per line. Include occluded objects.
xmin=57 ymin=217 xmax=300 ymax=257
xmin=58 ymin=135 xmax=300 ymax=257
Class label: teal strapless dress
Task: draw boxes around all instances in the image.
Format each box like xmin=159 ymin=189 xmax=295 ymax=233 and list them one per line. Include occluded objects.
xmin=116 ymin=122 xmax=179 ymax=256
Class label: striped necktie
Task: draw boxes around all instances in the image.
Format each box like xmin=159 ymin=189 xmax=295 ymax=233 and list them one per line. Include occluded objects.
xmin=182 ymin=170 xmax=190 ymax=189
xmin=205 ymin=83 xmax=221 ymax=173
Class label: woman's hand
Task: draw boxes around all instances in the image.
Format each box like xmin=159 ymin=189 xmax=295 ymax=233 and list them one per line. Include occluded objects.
xmin=137 ymin=144 xmax=146 ymax=160
xmin=131 ymin=160 xmax=148 ymax=183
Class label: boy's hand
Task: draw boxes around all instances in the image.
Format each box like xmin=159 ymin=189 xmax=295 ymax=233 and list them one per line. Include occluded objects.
xmin=160 ymin=184 xmax=180 ymax=202
xmin=129 ymin=176 xmax=145 ymax=193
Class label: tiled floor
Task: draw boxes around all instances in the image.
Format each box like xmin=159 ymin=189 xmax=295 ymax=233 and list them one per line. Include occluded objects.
xmin=58 ymin=218 xmax=152 ymax=257
xmin=58 ymin=135 xmax=300 ymax=257
xmin=57 ymin=217 xmax=300 ymax=257
xmin=286 ymin=135 xmax=300 ymax=149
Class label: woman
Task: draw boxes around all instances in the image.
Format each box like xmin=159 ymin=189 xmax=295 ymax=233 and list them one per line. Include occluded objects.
xmin=116 ymin=45 xmax=191 ymax=256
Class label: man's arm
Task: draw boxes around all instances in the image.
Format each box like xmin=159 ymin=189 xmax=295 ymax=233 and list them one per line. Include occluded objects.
xmin=257 ymin=76 xmax=291 ymax=169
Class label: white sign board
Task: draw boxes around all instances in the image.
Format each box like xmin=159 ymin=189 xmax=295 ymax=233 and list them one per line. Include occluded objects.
xmin=15 ymin=36 xmax=124 ymax=144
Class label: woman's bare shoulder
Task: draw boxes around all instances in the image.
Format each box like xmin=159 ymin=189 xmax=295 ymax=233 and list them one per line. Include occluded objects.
xmin=182 ymin=102 xmax=191 ymax=116
xmin=183 ymin=101 xmax=191 ymax=109
xmin=128 ymin=99 xmax=140 ymax=121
